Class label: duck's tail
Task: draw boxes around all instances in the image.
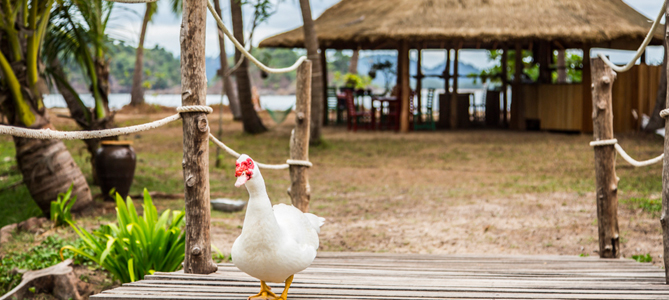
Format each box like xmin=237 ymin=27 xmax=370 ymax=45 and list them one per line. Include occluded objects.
xmin=304 ymin=213 xmax=325 ymax=234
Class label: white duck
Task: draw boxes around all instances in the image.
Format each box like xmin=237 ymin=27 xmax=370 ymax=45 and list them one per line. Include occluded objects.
xmin=231 ymin=154 xmax=324 ymax=300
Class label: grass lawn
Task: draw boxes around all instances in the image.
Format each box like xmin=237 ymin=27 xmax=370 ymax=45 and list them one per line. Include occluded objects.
xmin=0 ymin=107 xmax=665 ymax=266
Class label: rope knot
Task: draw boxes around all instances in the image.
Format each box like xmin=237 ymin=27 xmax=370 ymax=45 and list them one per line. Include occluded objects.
xmin=177 ymin=106 xmax=213 ymax=114
xmin=589 ymin=139 xmax=618 ymax=147
xmin=660 ymin=108 xmax=669 ymax=119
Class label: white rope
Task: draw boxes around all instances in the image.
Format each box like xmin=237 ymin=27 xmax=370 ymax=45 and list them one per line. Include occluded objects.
xmin=0 ymin=114 xmax=182 ymax=140
xmin=589 ymin=139 xmax=618 ymax=147
xmin=596 ymin=0 xmax=666 ymax=73
xmin=660 ymin=108 xmax=669 ymax=118
xmin=0 ymin=105 xmax=211 ymax=140
xmin=590 ymin=138 xmax=663 ymax=167
xmin=614 ymin=144 xmax=664 ymax=167
xmin=208 ymin=133 xmax=312 ymax=169
xmin=206 ymin=0 xmax=307 ymax=74
xmin=103 ymin=0 xmax=156 ymax=2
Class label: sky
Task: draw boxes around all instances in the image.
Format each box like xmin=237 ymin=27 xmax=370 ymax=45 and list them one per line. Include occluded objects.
xmin=107 ymin=0 xmax=666 ymax=70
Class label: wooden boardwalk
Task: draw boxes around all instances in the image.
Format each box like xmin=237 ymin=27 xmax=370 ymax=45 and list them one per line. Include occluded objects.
xmin=92 ymin=252 xmax=669 ymax=299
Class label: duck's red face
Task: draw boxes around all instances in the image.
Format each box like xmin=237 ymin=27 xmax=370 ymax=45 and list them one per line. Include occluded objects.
xmin=235 ymin=158 xmax=254 ymax=187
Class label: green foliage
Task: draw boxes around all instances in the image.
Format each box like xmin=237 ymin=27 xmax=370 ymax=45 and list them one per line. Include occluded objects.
xmin=622 ymin=197 xmax=662 ymax=214
xmin=62 ymin=189 xmax=186 ymax=283
xmin=474 ymin=50 xmax=583 ymax=86
xmin=333 ymin=72 xmax=373 ymax=89
xmin=107 ymin=42 xmax=181 ymax=90
xmin=0 ymin=145 xmax=42 ymax=228
xmin=0 ymin=236 xmax=92 ymax=295
xmin=50 ymin=184 xmax=77 ymax=227
xmin=632 ymin=253 xmax=652 ymax=263
xmin=579 ymin=253 xmax=589 ymax=257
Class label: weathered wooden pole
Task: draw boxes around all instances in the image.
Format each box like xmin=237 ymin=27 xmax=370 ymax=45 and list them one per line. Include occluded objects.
xmin=398 ymin=41 xmax=410 ymax=133
xmin=180 ymin=0 xmax=217 ymax=274
xmin=288 ymin=60 xmax=312 ymax=213
xmin=661 ymin=3 xmax=669 ymax=283
xmin=450 ymin=46 xmax=460 ymax=129
xmin=591 ymin=57 xmax=620 ymax=259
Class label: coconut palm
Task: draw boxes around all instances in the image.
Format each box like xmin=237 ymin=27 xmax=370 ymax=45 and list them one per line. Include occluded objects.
xmin=297 ymin=0 xmax=324 ymax=144
xmin=0 ymin=0 xmax=93 ymax=214
xmin=129 ymin=2 xmax=158 ymax=106
xmin=45 ymin=0 xmax=117 ymax=179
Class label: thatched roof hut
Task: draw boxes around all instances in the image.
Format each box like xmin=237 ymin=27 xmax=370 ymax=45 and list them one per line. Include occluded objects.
xmin=260 ymin=0 xmax=663 ymax=50
xmin=260 ymin=0 xmax=664 ymax=133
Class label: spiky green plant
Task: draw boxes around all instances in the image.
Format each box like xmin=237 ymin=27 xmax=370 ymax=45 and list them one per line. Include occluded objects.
xmin=61 ymin=189 xmax=186 ymax=283
xmin=50 ymin=184 xmax=77 ymax=227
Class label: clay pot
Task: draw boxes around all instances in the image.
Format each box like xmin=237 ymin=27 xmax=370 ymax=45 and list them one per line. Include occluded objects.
xmin=95 ymin=141 xmax=136 ymax=201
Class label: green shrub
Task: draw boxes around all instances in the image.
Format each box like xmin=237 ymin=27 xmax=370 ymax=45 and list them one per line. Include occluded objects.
xmin=62 ymin=189 xmax=186 ymax=283
xmin=51 ymin=184 xmax=77 ymax=227
xmin=622 ymin=198 xmax=662 ymax=214
xmin=1 ymin=236 xmax=91 ymax=295
xmin=632 ymin=253 xmax=652 ymax=263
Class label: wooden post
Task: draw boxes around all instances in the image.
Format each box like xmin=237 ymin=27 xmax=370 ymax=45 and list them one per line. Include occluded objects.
xmin=661 ymin=5 xmax=669 ymax=283
xmin=288 ymin=60 xmax=312 ymax=213
xmin=444 ymin=49 xmax=451 ymax=93
xmin=591 ymin=57 xmax=620 ymax=259
xmin=416 ymin=47 xmax=423 ymax=123
xmin=582 ymin=46 xmax=593 ymax=132
xmin=450 ymin=47 xmax=460 ymax=129
xmin=320 ymin=49 xmax=328 ymax=126
xmin=502 ymin=45 xmax=509 ymax=126
xmin=180 ymin=0 xmax=217 ymax=274
xmin=399 ymin=41 xmax=410 ymax=132
xmin=513 ymin=43 xmax=524 ymax=130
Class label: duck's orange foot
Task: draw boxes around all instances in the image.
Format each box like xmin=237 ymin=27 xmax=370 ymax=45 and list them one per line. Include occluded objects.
xmin=248 ymin=281 xmax=278 ymax=300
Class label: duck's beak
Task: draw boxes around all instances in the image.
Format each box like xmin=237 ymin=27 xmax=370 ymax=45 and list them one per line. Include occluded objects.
xmin=235 ymin=172 xmax=248 ymax=187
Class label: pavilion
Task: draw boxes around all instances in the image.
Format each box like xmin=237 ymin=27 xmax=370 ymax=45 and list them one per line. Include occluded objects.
xmin=259 ymin=0 xmax=664 ymax=133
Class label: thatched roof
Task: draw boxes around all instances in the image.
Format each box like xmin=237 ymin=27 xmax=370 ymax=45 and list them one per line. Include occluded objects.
xmin=259 ymin=0 xmax=664 ymax=50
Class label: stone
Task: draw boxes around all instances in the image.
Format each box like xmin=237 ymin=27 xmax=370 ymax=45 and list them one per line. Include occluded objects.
xmin=0 ymin=223 xmax=17 ymax=244
xmin=17 ymin=217 xmax=48 ymax=233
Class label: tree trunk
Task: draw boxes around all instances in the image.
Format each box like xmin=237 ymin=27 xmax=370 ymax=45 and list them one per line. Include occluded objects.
xmin=229 ymin=0 xmax=266 ymax=134
xmin=129 ymin=3 xmax=152 ymax=107
xmin=50 ymin=59 xmax=90 ymax=128
xmin=591 ymin=57 xmax=620 ymax=259
xmin=348 ymin=49 xmax=359 ymax=74
xmin=13 ymin=136 xmax=93 ymax=215
xmin=298 ymin=0 xmax=324 ymax=145
xmin=645 ymin=30 xmax=666 ymax=132
xmin=214 ymin=0 xmax=241 ymax=121
xmin=661 ymin=7 xmax=669 ymax=283
xmin=181 ymin=0 xmax=218 ymax=274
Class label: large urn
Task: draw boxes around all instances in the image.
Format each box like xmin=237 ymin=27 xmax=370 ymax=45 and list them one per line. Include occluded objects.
xmin=95 ymin=141 xmax=136 ymax=201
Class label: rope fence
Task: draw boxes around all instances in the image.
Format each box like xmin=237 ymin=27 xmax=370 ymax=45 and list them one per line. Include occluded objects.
xmin=596 ymin=1 xmax=666 ymax=72
xmin=0 ymin=105 xmax=311 ymax=169
xmin=589 ymin=138 xmax=664 ymax=167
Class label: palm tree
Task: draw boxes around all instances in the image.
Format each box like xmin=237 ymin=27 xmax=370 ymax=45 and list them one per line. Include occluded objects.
xmin=230 ymin=0 xmax=267 ymax=134
xmin=213 ymin=0 xmax=242 ymax=120
xmin=46 ymin=0 xmax=117 ymax=180
xmin=130 ymin=2 xmax=158 ymax=106
xmin=297 ymin=0 xmax=324 ymax=144
xmin=0 ymin=0 xmax=92 ymax=214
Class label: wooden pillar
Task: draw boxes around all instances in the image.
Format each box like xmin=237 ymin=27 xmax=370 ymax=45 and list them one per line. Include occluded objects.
xmin=320 ymin=49 xmax=328 ymax=126
xmin=288 ymin=61 xmax=312 ymax=212
xmin=399 ymin=41 xmax=410 ymax=132
xmin=450 ymin=47 xmax=460 ymax=129
xmin=582 ymin=46 xmax=593 ymax=132
xmin=416 ymin=48 xmax=423 ymax=123
xmin=181 ymin=0 xmax=217 ymax=274
xmin=538 ymin=41 xmax=551 ymax=84
xmin=444 ymin=49 xmax=451 ymax=93
xmin=502 ymin=45 xmax=509 ymax=126
xmin=591 ymin=57 xmax=620 ymax=259
xmin=557 ymin=49 xmax=567 ymax=83
xmin=661 ymin=5 xmax=669 ymax=282
xmin=511 ymin=43 xmax=524 ymax=130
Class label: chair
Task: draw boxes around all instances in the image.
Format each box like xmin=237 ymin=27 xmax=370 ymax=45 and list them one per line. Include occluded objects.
xmin=384 ymin=90 xmax=416 ymax=131
xmin=345 ymin=90 xmax=371 ymax=131
xmin=414 ymin=88 xmax=436 ymax=131
xmin=326 ymin=87 xmax=342 ymax=125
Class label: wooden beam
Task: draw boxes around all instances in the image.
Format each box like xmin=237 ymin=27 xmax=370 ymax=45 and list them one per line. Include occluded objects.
xmin=450 ymin=47 xmax=460 ymax=129
xmin=320 ymin=49 xmax=328 ymax=126
xmin=582 ymin=46 xmax=593 ymax=132
xmin=181 ymin=0 xmax=217 ymax=275
xmin=399 ymin=41 xmax=410 ymax=132
xmin=502 ymin=45 xmax=509 ymax=127
xmin=288 ymin=60 xmax=312 ymax=212
xmin=591 ymin=57 xmax=620 ymax=259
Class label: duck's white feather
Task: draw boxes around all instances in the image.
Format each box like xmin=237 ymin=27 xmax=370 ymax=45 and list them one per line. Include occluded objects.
xmin=231 ymin=155 xmax=324 ymax=283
